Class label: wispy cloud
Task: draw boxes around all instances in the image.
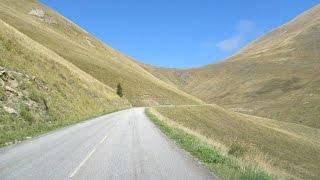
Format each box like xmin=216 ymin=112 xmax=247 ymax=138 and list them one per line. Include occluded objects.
xmin=215 ymin=20 xmax=256 ymax=51
xmin=216 ymin=34 xmax=243 ymax=51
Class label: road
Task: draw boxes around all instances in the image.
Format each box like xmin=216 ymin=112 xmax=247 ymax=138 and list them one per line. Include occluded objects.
xmin=0 ymin=108 xmax=217 ymax=180
xmin=150 ymin=104 xmax=215 ymax=108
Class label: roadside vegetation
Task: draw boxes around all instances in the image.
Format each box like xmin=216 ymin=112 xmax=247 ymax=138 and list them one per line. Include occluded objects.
xmin=146 ymin=109 xmax=274 ymax=180
xmin=1 ymin=2 xmax=319 ymax=180
xmin=146 ymin=106 xmax=320 ymax=179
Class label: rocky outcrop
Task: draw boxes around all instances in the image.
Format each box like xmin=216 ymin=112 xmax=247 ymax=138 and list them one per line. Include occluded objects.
xmin=28 ymin=9 xmax=45 ymax=18
xmin=3 ymin=106 xmax=17 ymax=114
xmin=0 ymin=66 xmax=49 ymax=122
xmin=5 ymin=86 xmax=18 ymax=94
xmin=28 ymin=8 xmax=57 ymax=24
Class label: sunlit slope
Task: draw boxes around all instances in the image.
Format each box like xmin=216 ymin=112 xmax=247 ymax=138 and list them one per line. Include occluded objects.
xmin=0 ymin=0 xmax=202 ymax=106
xmin=0 ymin=18 xmax=130 ymax=145
xmin=143 ymin=5 xmax=320 ymax=128
xmin=151 ymin=106 xmax=320 ymax=179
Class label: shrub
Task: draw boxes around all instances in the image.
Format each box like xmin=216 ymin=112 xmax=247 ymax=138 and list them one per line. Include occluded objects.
xmin=116 ymin=83 xmax=123 ymax=97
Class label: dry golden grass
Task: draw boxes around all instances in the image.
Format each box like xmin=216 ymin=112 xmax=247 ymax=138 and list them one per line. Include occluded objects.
xmin=0 ymin=18 xmax=130 ymax=146
xmin=142 ymin=5 xmax=320 ymax=128
xmin=0 ymin=0 xmax=204 ymax=146
xmin=0 ymin=0 xmax=203 ymax=107
xmin=1 ymin=1 xmax=319 ymax=179
xmin=150 ymin=106 xmax=320 ymax=179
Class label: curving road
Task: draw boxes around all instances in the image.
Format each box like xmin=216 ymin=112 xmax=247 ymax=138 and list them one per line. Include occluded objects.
xmin=0 ymin=108 xmax=217 ymax=180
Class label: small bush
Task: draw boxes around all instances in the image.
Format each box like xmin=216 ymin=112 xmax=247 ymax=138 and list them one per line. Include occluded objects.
xmin=116 ymin=83 xmax=123 ymax=97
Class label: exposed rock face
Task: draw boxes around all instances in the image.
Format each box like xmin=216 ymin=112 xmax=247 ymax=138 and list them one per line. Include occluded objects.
xmin=5 ymin=86 xmax=18 ymax=95
xmin=0 ymin=66 xmax=49 ymax=122
xmin=3 ymin=106 xmax=17 ymax=114
xmin=0 ymin=70 xmax=8 ymax=77
xmin=28 ymin=8 xmax=57 ymax=24
xmin=28 ymin=9 xmax=45 ymax=18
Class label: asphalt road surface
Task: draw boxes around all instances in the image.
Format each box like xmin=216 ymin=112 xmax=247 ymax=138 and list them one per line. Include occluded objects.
xmin=0 ymin=108 xmax=217 ymax=180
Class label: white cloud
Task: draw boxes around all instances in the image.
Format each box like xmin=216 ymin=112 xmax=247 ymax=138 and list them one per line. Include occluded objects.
xmin=215 ymin=20 xmax=256 ymax=51
xmin=216 ymin=35 xmax=243 ymax=51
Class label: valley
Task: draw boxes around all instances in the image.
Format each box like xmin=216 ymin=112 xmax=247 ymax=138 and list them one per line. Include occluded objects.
xmin=0 ymin=0 xmax=319 ymax=179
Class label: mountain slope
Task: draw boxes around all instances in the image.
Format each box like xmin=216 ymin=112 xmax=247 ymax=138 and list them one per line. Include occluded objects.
xmin=142 ymin=4 xmax=320 ymax=128
xmin=0 ymin=0 xmax=203 ymax=107
xmin=0 ymin=18 xmax=130 ymax=146
xmin=0 ymin=0 xmax=205 ymax=146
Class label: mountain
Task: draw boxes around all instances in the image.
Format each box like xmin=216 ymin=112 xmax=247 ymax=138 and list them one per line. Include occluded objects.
xmin=0 ymin=0 xmax=203 ymax=146
xmin=142 ymin=4 xmax=320 ymax=128
xmin=1 ymin=1 xmax=319 ymax=178
xmin=0 ymin=0 xmax=202 ymax=107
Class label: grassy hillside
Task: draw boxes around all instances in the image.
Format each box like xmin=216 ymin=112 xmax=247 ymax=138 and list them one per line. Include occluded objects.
xmin=0 ymin=18 xmax=130 ymax=146
xmin=142 ymin=5 xmax=320 ymax=128
xmin=2 ymin=2 xmax=318 ymax=179
xmin=0 ymin=0 xmax=203 ymax=107
xmin=149 ymin=106 xmax=320 ymax=179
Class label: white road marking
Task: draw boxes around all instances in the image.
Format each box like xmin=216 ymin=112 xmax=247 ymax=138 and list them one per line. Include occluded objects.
xmin=69 ymin=123 xmax=119 ymax=178
xmin=69 ymin=149 xmax=96 ymax=178
xmin=99 ymin=127 xmax=115 ymax=144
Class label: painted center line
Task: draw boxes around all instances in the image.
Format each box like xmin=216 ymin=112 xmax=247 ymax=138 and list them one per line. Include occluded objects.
xmin=69 ymin=149 xmax=96 ymax=178
xmin=99 ymin=126 xmax=116 ymax=144
xmin=69 ymin=123 xmax=119 ymax=178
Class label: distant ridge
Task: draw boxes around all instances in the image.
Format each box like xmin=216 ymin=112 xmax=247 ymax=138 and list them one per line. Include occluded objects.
xmin=142 ymin=4 xmax=320 ymax=128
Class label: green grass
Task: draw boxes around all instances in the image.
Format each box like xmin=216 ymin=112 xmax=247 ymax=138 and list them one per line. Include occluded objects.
xmin=149 ymin=106 xmax=320 ymax=179
xmin=146 ymin=109 xmax=273 ymax=180
xmin=20 ymin=108 xmax=36 ymax=124
xmin=0 ymin=108 xmax=123 ymax=147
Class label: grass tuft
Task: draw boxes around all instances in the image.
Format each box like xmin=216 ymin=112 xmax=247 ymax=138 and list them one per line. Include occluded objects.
xmin=20 ymin=108 xmax=36 ymax=124
xmin=228 ymin=141 xmax=248 ymax=157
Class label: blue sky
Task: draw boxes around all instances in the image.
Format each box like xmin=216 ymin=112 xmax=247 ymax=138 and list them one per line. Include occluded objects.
xmin=39 ymin=0 xmax=319 ymax=68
